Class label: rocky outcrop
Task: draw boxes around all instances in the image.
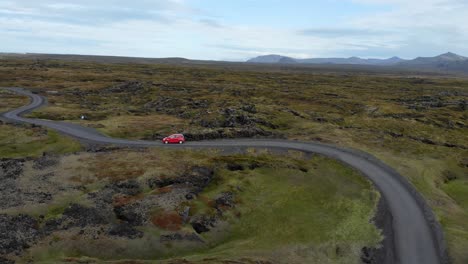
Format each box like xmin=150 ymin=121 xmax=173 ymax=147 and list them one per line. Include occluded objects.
xmin=107 ymin=223 xmax=143 ymax=239
xmin=148 ymin=166 xmax=214 ymax=193
xmin=190 ymin=216 xmax=218 ymax=234
xmin=32 ymin=154 xmax=58 ymax=170
xmin=0 ymin=159 xmax=25 ymax=209
xmin=62 ymin=204 xmax=110 ymax=227
xmin=113 ymin=204 xmax=145 ymax=226
xmin=104 ymin=81 xmax=147 ymax=93
xmin=214 ymin=192 xmax=235 ymax=210
xmin=0 ymin=158 xmax=24 ymax=180
xmin=107 ymin=179 xmax=142 ymax=196
xmin=184 ymin=127 xmax=275 ymax=141
xmin=0 ymin=214 xmax=40 ymax=256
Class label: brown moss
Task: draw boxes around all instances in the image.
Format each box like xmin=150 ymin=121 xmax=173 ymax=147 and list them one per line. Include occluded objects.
xmin=157 ymin=186 xmax=173 ymax=194
xmin=112 ymin=194 xmax=144 ymax=207
xmin=151 ymin=211 xmax=183 ymax=231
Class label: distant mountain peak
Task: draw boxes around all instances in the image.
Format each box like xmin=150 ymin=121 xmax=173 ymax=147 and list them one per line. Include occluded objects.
xmin=441 ymin=52 xmax=458 ymax=56
xmin=436 ymin=52 xmax=466 ymax=60
xmin=247 ymin=54 xmax=406 ymax=65
xmin=247 ymin=54 xmax=296 ymax=63
xmin=246 ymin=53 xmax=468 ymax=72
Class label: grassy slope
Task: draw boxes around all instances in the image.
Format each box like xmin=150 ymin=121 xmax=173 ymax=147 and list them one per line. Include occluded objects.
xmin=180 ymin=155 xmax=380 ymax=264
xmin=0 ymin=58 xmax=466 ymax=262
xmin=0 ymin=124 xmax=82 ymax=158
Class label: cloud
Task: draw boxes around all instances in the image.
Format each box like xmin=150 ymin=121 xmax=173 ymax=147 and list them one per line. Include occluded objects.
xmin=300 ymin=28 xmax=392 ymax=37
xmin=0 ymin=0 xmax=467 ymax=60
xmin=199 ymin=19 xmax=223 ymax=28
xmin=45 ymin=3 xmax=85 ymax=10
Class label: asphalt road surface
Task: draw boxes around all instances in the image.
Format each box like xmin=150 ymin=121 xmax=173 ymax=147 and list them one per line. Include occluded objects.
xmin=1 ymin=87 xmax=447 ymax=264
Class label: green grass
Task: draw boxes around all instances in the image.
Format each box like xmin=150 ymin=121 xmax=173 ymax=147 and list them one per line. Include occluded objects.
xmin=165 ymin=155 xmax=381 ymax=263
xmin=444 ymin=180 xmax=468 ymax=210
xmin=0 ymin=124 xmax=82 ymax=158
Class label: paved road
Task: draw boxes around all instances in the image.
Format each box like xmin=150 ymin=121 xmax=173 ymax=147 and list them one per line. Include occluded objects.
xmin=1 ymin=87 xmax=447 ymax=264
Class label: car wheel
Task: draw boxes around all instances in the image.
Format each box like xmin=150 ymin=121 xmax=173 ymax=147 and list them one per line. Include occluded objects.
xmin=179 ymin=141 xmax=183 ymax=144
xmin=164 ymin=141 xmax=168 ymax=144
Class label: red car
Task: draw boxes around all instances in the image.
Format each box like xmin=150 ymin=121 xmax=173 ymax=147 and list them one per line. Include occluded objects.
xmin=162 ymin=134 xmax=186 ymax=144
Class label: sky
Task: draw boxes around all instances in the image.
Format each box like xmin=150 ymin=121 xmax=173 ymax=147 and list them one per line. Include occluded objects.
xmin=1 ymin=0 xmax=467 ymax=61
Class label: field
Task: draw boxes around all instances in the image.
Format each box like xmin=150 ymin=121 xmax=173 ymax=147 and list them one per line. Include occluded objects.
xmin=0 ymin=58 xmax=467 ymax=263
xmin=0 ymin=146 xmax=381 ymax=263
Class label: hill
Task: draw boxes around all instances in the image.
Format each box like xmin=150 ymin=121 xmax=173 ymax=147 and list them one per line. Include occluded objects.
xmin=247 ymin=55 xmax=406 ymax=65
xmin=247 ymin=52 xmax=468 ymax=73
xmin=398 ymin=52 xmax=468 ymax=72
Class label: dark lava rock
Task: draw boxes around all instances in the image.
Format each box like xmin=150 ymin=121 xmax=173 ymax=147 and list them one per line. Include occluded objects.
xmin=43 ymin=218 xmax=63 ymax=235
xmin=248 ymin=161 xmax=261 ymax=170
xmin=222 ymin=108 xmax=253 ymax=127
xmin=160 ymin=232 xmax=203 ymax=243
xmin=185 ymin=193 xmax=196 ymax=200
xmin=241 ymin=104 xmax=257 ymax=114
xmin=199 ymin=119 xmax=221 ymax=128
xmin=23 ymin=191 xmax=52 ymax=204
xmin=62 ymin=204 xmax=110 ymax=227
xmin=32 ymin=155 xmax=58 ymax=170
xmin=105 ymin=81 xmax=146 ymax=93
xmin=144 ymin=97 xmax=186 ymax=114
xmin=0 ymin=159 xmax=25 ymax=209
xmin=214 ymin=192 xmax=235 ymax=209
xmin=0 ymin=214 xmax=40 ymax=255
xmin=361 ymin=247 xmax=377 ymax=264
xmin=107 ymin=223 xmax=143 ymax=239
xmin=227 ymin=163 xmax=244 ymax=171
xmin=190 ymin=216 xmax=217 ymax=234
xmin=85 ymin=146 xmax=122 ymax=153
xmin=441 ymin=171 xmax=458 ymax=183
xmin=87 ymin=188 xmax=115 ymax=205
xmin=0 ymin=257 xmax=14 ymax=264
xmin=183 ymin=131 xmax=223 ymax=141
xmin=0 ymin=159 xmax=24 ymax=180
xmin=458 ymin=99 xmax=467 ymax=111
xmin=108 ymin=179 xmax=142 ymax=196
xmin=187 ymin=98 xmax=209 ymax=109
xmin=148 ymin=166 xmax=214 ymax=193
xmin=460 ymin=157 xmax=468 ymax=168
xmin=184 ymin=127 xmax=274 ymax=141
xmin=113 ymin=205 xmax=145 ymax=226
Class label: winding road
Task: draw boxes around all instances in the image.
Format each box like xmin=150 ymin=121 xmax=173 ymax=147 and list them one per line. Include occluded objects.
xmin=1 ymin=87 xmax=447 ymax=264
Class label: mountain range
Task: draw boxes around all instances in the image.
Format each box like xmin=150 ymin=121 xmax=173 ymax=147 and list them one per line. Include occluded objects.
xmin=247 ymin=52 xmax=468 ymax=72
xmin=1 ymin=52 xmax=467 ymax=74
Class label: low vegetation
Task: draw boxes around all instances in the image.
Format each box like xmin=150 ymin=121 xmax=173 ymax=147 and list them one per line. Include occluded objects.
xmin=0 ymin=57 xmax=467 ymax=262
xmin=0 ymin=123 xmax=81 ymax=158
xmin=1 ymin=148 xmax=381 ymax=263
xmin=0 ymin=89 xmax=28 ymax=112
